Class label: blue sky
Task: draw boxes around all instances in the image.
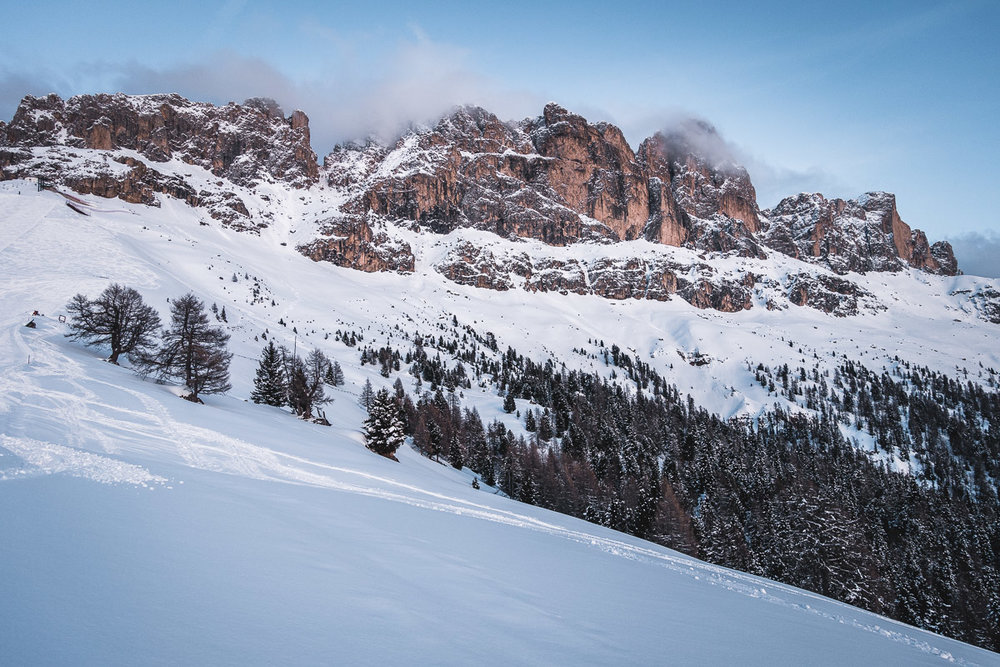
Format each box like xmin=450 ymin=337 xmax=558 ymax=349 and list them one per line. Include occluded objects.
xmin=2 ymin=0 xmax=998 ymax=275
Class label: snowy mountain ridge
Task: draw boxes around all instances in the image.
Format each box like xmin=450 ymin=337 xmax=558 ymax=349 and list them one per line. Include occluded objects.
xmin=1 ymin=92 xmax=999 ymax=662
xmin=1 ymin=94 xmax=977 ymax=319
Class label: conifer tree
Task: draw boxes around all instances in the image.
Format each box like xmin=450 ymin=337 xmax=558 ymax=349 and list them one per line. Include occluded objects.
xmin=152 ymin=292 xmax=231 ymax=402
xmin=250 ymin=340 xmax=286 ymax=406
xmin=503 ymin=391 xmax=516 ymax=414
xmin=449 ymin=432 xmax=464 ymax=470
xmin=538 ymin=408 xmax=554 ymax=441
xmin=363 ymin=388 xmax=405 ymax=457
xmin=328 ymin=360 xmax=345 ymax=386
xmin=360 ymin=378 xmax=375 ymax=409
xmin=525 ymin=409 xmax=537 ymax=432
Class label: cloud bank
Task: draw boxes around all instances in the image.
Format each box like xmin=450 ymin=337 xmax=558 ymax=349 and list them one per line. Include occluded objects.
xmin=946 ymin=231 xmax=1000 ymax=279
xmin=0 ymin=33 xmax=541 ymax=155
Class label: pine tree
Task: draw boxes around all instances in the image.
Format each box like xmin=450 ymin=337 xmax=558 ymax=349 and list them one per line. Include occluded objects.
xmin=525 ymin=409 xmax=537 ymax=432
xmin=250 ymin=341 xmax=286 ymax=406
xmin=152 ymin=293 xmax=231 ymax=402
xmin=284 ymin=353 xmax=310 ymax=417
xmin=65 ymin=283 xmax=161 ymax=365
xmin=449 ymin=432 xmax=464 ymax=470
xmin=363 ymin=388 xmax=405 ymax=458
xmin=538 ymin=408 xmax=554 ymax=441
xmin=503 ymin=391 xmax=516 ymax=413
xmin=329 ymin=360 xmax=345 ymax=386
xmin=360 ymin=378 xmax=375 ymax=409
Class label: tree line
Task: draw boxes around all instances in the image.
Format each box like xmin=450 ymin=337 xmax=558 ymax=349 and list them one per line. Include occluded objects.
xmin=66 ymin=283 xmax=1000 ymax=650
xmin=396 ymin=333 xmax=1000 ymax=651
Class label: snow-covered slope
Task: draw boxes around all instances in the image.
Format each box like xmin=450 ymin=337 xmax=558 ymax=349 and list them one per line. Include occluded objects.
xmin=1 ymin=181 xmax=998 ymax=664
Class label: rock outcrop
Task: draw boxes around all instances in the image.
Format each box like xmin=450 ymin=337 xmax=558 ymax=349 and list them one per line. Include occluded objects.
xmin=432 ymin=241 xmax=773 ymax=311
xmin=326 ymin=105 xmax=773 ymax=257
xmin=328 ymin=104 xmax=646 ymax=246
xmin=763 ymin=192 xmax=958 ymax=276
xmin=0 ymin=93 xmax=965 ymax=317
xmin=1 ymin=93 xmax=318 ymax=230
xmin=298 ymin=216 xmax=414 ymax=273
xmin=637 ymin=121 xmax=762 ymax=256
xmin=786 ymin=273 xmax=880 ymax=317
xmin=328 ymin=103 xmax=953 ymax=281
xmin=3 ymin=93 xmax=318 ymax=187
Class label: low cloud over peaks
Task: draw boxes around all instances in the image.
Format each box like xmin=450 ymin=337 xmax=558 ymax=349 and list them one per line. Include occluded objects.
xmin=657 ymin=116 xmax=743 ymax=171
xmin=0 ymin=32 xmax=542 ymax=156
xmin=945 ymin=230 xmax=1000 ymax=278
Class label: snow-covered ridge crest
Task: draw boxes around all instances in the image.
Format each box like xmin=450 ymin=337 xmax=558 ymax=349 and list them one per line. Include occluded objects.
xmin=1 ymin=93 xmax=987 ymax=321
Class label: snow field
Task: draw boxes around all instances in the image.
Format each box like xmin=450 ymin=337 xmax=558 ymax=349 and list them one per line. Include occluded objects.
xmin=1 ymin=182 xmax=998 ymax=664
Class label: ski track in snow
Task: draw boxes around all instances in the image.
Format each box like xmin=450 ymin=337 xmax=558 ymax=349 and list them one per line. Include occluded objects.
xmin=0 ymin=333 xmax=966 ymax=661
xmin=0 ymin=435 xmax=165 ymax=486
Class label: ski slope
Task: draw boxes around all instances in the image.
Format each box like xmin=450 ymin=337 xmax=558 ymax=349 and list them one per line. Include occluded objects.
xmin=1 ymin=181 xmax=998 ymax=664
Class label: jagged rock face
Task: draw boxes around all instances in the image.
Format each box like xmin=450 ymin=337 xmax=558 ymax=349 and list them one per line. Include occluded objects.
xmin=678 ymin=273 xmax=756 ymax=312
xmin=4 ymin=93 xmax=318 ymax=188
xmin=642 ymin=123 xmax=762 ymax=231
xmin=635 ymin=138 xmax=688 ymax=246
xmin=640 ymin=126 xmax=764 ymax=258
xmin=330 ymin=106 xmax=770 ymax=257
xmin=763 ymin=192 xmax=958 ymax=276
xmin=433 ymin=242 xmax=774 ymax=309
xmin=326 ymin=103 xmax=958 ymax=282
xmin=329 ymin=104 xmax=649 ymax=246
xmin=523 ymin=104 xmax=650 ymax=241
xmin=958 ymin=286 xmax=1000 ymax=324
xmin=786 ymin=273 xmax=879 ymax=317
xmin=857 ymin=191 xmax=956 ymax=275
xmin=1 ymin=93 xmax=319 ymax=231
xmin=930 ymin=241 xmax=958 ymax=275
xmin=298 ymin=216 xmax=414 ymax=273
xmin=435 ymin=242 xmax=520 ymax=290
xmin=1 ymin=93 xmax=965 ymax=317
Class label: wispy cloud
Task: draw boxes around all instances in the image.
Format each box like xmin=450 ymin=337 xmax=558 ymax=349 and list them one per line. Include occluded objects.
xmin=0 ymin=67 xmax=66 ymax=118
xmin=0 ymin=30 xmax=542 ymax=155
xmin=945 ymin=231 xmax=1000 ymax=278
xmin=629 ymin=111 xmax=849 ymax=208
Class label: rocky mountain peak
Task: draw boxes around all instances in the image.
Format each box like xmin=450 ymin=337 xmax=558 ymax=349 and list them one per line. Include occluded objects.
xmin=0 ymin=93 xmax=966 ymax=315
xmin=639 ymin=121 xmax=762 ymax=238
xmin=3 ymin=92 xmax=318 ymax=188
xmin=763 ymin=191 xmax=958 ymax=276
xmin=540 ymin=102 xmax=580 ymax=126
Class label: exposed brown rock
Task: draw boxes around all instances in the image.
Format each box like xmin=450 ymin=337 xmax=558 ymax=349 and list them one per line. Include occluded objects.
xmin=930 ymin=241 xmax=958 ymax=275
xmin=525 ymin=103 xmax=650 ymax=241
xmin=436 ymin=241 xmax=516 ymax=290
xmin=525 ymin=259 xmax=589 ymax=295
xmin=786 ymin=273 xmax=879 ymax=317
xmin=643 ymin=121 xmax=761 ymax=232
xmin=2 ymin=93 xmax=964 ymax=315
xmin=764 ymin=192 xmax=959 ymax=276
xmin=5 ymin=93 xmax=318 ymax=188
xmin=299 ymin=216 xmax=414 ymax=273
xmin=678 ymin=276 xmax=754 ymax=312
xmin=434 ymin=245 xmax=683 ymax=303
